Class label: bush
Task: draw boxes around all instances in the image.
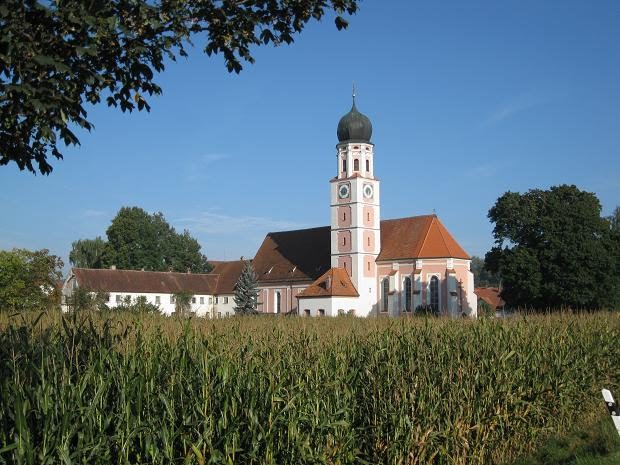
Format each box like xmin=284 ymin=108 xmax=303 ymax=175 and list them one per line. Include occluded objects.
xmin=414 ymin=304 xmax=438 ymax=316
xmin=115 ymin=295 xmax=160 ymax=314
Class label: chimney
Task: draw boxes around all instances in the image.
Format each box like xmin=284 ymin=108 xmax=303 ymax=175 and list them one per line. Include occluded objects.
xmin=110 ymin=265 xmax=116 ymax=270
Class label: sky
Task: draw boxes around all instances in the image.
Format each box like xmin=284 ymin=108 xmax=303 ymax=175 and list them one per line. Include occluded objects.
xmin=1 ymin=0 xmax=619 ymax=272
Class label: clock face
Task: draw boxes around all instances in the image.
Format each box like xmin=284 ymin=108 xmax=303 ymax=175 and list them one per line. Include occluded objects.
xmin=363 ymin=184 xmax=374 ymax=199
xmin=338 ymin=183 xmax=350 ymax=199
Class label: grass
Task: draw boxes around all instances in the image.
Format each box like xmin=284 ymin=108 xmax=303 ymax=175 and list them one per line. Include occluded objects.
xmin=0 ymin=311 xmax=618 ymax=464
xmin=511 ymin=411 xmax=620 ymax=465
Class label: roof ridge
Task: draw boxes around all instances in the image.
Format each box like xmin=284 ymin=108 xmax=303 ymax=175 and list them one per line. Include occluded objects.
xmin=73 ymin=267 xmax=220 ymax=277
xmin=433 ymin=217 xmax=453 ymax=256
xmin=380 ymin=214 xmax=435 ymax=223
xmin=416 ymin=216 xmax=435 ymax=257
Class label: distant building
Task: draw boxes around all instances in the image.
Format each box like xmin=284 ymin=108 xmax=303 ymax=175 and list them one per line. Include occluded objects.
xmin=474 ymin=287 xmax=505 ymax=311
xmin=62 ymin=93 xmax=477 ymax=317
xmin=62 ymin=261 xmax=244 ymax=317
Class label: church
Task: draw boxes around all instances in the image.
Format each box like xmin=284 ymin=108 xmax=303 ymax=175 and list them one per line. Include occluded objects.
xmin=62 ymin=95 xmax=477 ymax=317
xmin=251 ymin=94 xmax=477 ymax=317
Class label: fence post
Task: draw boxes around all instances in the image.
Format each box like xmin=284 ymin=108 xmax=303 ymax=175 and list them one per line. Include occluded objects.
xmin=602 ymin=389 xmax=620 ymax=437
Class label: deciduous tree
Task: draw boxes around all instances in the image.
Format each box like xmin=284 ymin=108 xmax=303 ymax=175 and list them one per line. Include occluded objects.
xmin=0 ymin=248 xmax=63 ymax=311
xmin=69 ymin=237 xmax=106 ymax=268
xmin=72 ymin=207 xmax=211 ymax=272
xmin=0 ymin=0 xmax=359 ymax=174
xmin=470 ymin=256 xmax=500 ymax=287
xmin=485 ymin=185 xmax=618 ymax=310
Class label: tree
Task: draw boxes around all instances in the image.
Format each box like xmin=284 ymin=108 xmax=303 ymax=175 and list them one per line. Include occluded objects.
xmin=69 ymin=237 xmax=106 ymax=268
xmin=485 ymin=185 xmax=618 ymax=310
xmin=0 ymin=248 xmax=63 ymax=311
xmin=172 ymin=291 xmax=193 ymax=316
xmin=606 ymin=206 xmax=620 ymax=309
xmin=608 ymin=206 xmax=620 ymax=231
xmin=1 ymin=0 xmax=359 ymax=175
xmin=66 ymin=287 xmax=109 ymax=312
xmin=234 ymin=260 xmax=259 ymax=315
xmin=98 ymin=206 xmax=211 ymax=272
xmin=470 ymin=256 xmax=500 ymax=287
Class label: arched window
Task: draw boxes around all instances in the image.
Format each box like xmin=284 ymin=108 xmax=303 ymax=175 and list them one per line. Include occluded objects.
xmin=429 ymin=276 xmax=439 ymax=312
xmin=275 ymin=291 xmax=281 ymax=313
xmin=318 ymin=309 xmax=325 ymax=316
xmin=354 ymin=159 xmax=359 ymax=171
xmin=382 ymin=278 xmax=389 ymax=313
xmin=404 ymin=277 xmax=412 ymax=312
xmin=342 ymin=159 xmax=347 ymax=173
xmin=366 ymin=159 xmax=370 ymax=172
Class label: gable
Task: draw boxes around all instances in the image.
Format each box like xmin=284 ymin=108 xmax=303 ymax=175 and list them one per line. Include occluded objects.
xmin=298 ymin=267 xmax=359 ymax=298
xmin=378 ymin=215 xmax=470 ymax=261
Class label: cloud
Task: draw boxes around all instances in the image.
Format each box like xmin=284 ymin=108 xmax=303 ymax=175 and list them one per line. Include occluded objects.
xmin=83 ymin=209 xmax=107 ymax=218
xmin=465 ymin=162 xmax=500 ymax=178
xmin=186 ymin=153 xmax=229 ymax=182
xmin=175 ymin=210 xmax=309 ymax=236
xmin=483 ymin=92 xmax=547 ymax=127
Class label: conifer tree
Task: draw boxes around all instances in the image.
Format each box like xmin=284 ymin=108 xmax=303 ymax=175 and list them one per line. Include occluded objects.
xmin=234 ymin=261 xmax=259 ymax=315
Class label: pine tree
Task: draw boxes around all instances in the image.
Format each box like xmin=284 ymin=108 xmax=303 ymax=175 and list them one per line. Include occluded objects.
xmin=234 ymin=261 xmax=259 ymax=315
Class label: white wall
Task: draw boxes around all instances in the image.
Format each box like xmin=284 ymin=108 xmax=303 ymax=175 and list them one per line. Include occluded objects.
xmin=297 ymin=296 xmax=360 ymax=317
xmin=62 ymin=281 xmax=237 ymax=317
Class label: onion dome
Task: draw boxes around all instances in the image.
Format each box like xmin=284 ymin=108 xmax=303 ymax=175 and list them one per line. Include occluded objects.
xmin=337 ymin=92 xmax=372 ymax=143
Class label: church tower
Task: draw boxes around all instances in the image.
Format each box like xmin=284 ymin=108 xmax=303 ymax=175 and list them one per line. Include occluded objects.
xmin=330 ymin=90 xmax=380 ymax=317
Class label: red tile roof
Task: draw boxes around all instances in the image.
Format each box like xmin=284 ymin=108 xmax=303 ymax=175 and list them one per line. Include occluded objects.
xmin=210 ymin=260 xmax=245 ymax=294
xmin=475 ymin=287 xmax=505 ymax=309
xmin=252 ymin=215 xmax=469 ymax=285
xmin=377 ymin=215 xmax=469 ymax=261
xmin=71 ymin=268 xmax=220 ymax=294
xmin=297 ymin=268 xmax=359 ymax=298
xmin=253 ymin=226 xmax=331 ymax=285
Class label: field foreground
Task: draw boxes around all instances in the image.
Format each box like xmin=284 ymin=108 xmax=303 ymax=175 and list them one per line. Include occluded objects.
xmin=0 ymin=312 xmax=619 ymax=464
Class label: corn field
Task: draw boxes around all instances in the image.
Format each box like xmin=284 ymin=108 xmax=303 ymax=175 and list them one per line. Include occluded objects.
xmin=0 ymin=312 xmax=618 ymax=464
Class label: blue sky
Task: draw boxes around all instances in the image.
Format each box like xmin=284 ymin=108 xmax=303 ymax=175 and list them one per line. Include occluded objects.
xmin=1 ymin=0 xmax=619 ymax=271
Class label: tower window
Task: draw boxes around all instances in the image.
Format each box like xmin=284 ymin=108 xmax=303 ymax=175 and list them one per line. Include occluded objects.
xmin=367 ymin=261 xmax=370 ymax=271
xmin=354 ymin=159 xmax=359 ymax=171
xmin=367 ymin=236 xmax=370 ymax=246
xmin=366 ymin=160 xmax=370 ymax=171
xmin=367 ymin=212 xmax=371 ymax=222
xmin=342 ymin=236 xmax=346 ymax=246
xmin=342 ymin=211 xmax=346 ymax=221
xmin=342 ymin=159 xmax=347 ymax=172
